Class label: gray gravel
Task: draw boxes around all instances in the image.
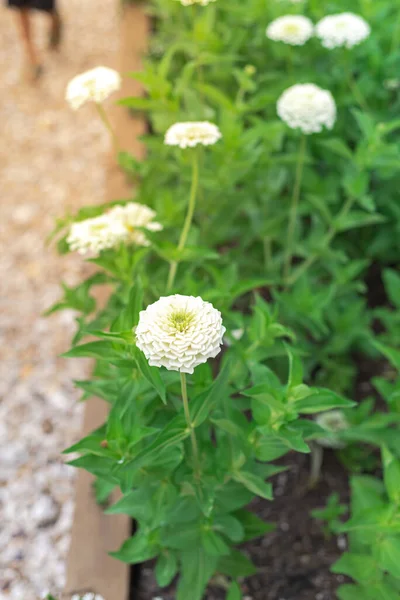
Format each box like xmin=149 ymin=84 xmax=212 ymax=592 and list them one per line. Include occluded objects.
xmin=0 ymin=1 xmax=119 ymax=598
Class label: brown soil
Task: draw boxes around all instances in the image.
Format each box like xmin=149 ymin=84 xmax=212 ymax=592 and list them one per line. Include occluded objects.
xmin=132 ymin=450 xmax=350 ymax=600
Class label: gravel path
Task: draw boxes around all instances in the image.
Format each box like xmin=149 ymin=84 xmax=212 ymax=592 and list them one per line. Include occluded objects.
xmin=0 ymin=2 xmax=119 ymax=598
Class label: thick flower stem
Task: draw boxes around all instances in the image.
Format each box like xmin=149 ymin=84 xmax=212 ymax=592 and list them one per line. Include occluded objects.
xmin=180 ymin=372 xmax=200 ymax=474
xmin=95 ymin=102 xmax=120 ymax=156
xmin=283 ymin=134 xmax=306 ymax=283
xmin=167 ymin=150 xmax=199 ymax=292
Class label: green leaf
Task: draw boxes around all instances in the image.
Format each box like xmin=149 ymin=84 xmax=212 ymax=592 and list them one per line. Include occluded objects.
xmin=201 ymin=529 xmax=230 ymax=557
xmin=213 ymin=514 xmax=244 ymax=543
xmin=234 ymin=509 xmax=275 ymax=541
xmin=382 ymin=446 xmax=400 ymax=504
xmin=124 ymin=415 xmax=189 ymax=474
xmin=227 ymin=581 xmax=242 ymax=600
xmin=155 ymin=552 xmax=178 ymax=587
xmin=218 ymin=549 xmax=257 ymax=578
xmin=62 ymin=341 xmax=121 ymax=360
xmin=336 ymin=211 xmax=386 ymax=232
xmin=286 ymin=345 xmax=303 ymax=389
xmin=177 ymin=548 xmax=218 ymax=600
xmin=332 ymin=552 xmax=381 ymax=584
xmin=293 ymin=388 xmax=355 ymax=414
xmin=110 ymin=529 xmax=158 ymax=563
xmin=383 ymin=269 xmax=400 ymax=309
xmin=373 ymin=341 xmax=400 ymax=372
xmin=233 ymin=471 xmax=273 ymax=500
xmin=319 ymin=138 xmax=353 ymax=159
xmin=192 ymin=359 xmax=232 ymax=427
xmin=132 ymin=346 xmax=167 ymax=404
xmin=376 ymin=536 xmax=400 ymax=578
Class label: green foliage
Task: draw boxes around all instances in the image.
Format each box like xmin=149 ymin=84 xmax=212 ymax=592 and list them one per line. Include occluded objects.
xmin=332 ymin=449 xmax=400 ymax=599
xmin=49 ymin=0 xmax=400 ymax=597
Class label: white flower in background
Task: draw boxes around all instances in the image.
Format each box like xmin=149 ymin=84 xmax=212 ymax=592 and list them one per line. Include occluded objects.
xmin=315 ymin=410 xmax=349 ymax=448
xmin=315 ymin=13 xmax=371 ymax=49
xmin=266 ymin=15 xmax=314 ymax=46
xmin=109 ymin=203 xmax=163 ymax=247
xmin=66 ymin=66 xmax=121 ymax=110
xmin=136 ymin=295 xmax=225 ymax=374
xmin=165 ymin=121 xmax=222 ymax=149
xmin=67 ymin=203 xmax=162 ymax=255
xmin=175 ymin=0 xmax=216 ymax=5
xmin=277 ymin=83 xmax=336 ymax=134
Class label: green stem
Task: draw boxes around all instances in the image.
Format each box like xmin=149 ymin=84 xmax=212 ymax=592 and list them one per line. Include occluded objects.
xmin=287 ymin=196 xmax=355 ymax=286
xmin=180 ymin=372 xmax=200 ymax=473
xmin=167 ymin=150 xmax=199 ymax=292
xmin=343 ymin=54 xmax=369 ymax=112
xmin=95 ymin=102 xmax=120 ymax=156
xmin=283 ymin=134 xmax=307 ymax=283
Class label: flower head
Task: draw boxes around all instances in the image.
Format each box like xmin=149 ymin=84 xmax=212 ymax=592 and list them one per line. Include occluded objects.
xmin=66 ymin=66 xmax=121 ymax=110
xmin=135 ymin=295 xmax=225 ymax=374
xmin=315 ymin=410 xmax=349 ymax=448
xmin=315 ymin=13 xmax=370 ymax=49
xmin=67 ymin=203 xmax=162 ymax=255
xmin=277 ymin=83 xmax=336 ymax=134
xmin=266 ymin=15 xmax=314 ymax=46
xmin=165 ymin=121 xmax=222 ymax=149
xmin=175 ymin=0 xmax=216 ymax=5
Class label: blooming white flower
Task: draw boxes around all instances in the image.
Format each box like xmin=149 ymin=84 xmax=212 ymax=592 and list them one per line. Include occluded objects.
xmin=175 ymin=0 xmax=216 ymax=5
xmin=165 ymin=121 xmax=222 ymax=149
xmin=277 ymin=83 xmax=336 ymax=134
xmin=266 ymin=15 xmax=314 ymax=46
xmin=67 ymin=203 xmax=162 ymax=255
xmin=135 ymin=295 xmax=225 ymax=374
xmin=315 ymin=13 xmax=371 ymax=49
xmin=315 ymin=410 xmax=349 ymax=448
xmin=66 ymin=66 xmax=121 ymax=110
xmin=109 ymin=203 xmax=163 ymax=247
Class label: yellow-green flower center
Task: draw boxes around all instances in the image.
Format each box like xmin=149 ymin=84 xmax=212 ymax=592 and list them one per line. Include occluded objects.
xmin=169 ymin=309 xmax=194 ymax=332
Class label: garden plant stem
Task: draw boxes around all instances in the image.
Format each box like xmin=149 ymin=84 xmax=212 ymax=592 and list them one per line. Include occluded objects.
xmin=287 ymin=196 xmax=355 ymax=286
xmin=283 ymin=134 xmax=307 ymax=282
xmin=167 ymin=150 xmax=199 ymax=291
xmin=180 ymin=372 xmax=200 ymax=474
xmin=95 ymin=102 xmax=120 ymax=155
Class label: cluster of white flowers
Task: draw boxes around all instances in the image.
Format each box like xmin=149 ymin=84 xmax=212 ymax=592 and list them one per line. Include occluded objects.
xmin=266 ymin=15 xmax=314 ymax=46
xmin=135 ymin=295 xmax=225 ymax=374
xmin=67 ymin=203 xmax=162 ymax=255
xmin=165 ymin=121 xmax=222 ymax=149
xmin=277 ymin=83 xmax=336 ymax=134
xmin=315 ymin=13 xmax=371 ymax=49
xmin=175 ymin=0 xmax=216 ymax=5
xmin=66 ymin=66 xmax=121 ymax=110
xmin=315 ymin=410 xmax=349 ymax=448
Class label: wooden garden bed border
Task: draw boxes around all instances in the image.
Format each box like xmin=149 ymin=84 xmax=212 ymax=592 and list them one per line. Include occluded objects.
xmin=64 ymin=4 xmax=149 ymax=599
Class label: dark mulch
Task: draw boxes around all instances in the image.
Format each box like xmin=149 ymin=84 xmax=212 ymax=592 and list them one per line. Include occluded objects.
xmin=131 ymin=449 xmax=350 ymax=600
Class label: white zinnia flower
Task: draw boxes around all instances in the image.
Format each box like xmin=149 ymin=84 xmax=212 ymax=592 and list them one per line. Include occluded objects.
xmin=66 ymin=66 xmax=121 ymax=110
xmin=266 ymin=15 xmax=314 ymax=46
xmin=175 ymin=0 xmax=216 ymax=5
xmin=315 ymin=13 xmax=371 ymax=49
xmin=277 ymin=83 xmax=336 ymax=134
xmin=315 ymin=410 xmax=349 ymax=448
xmin=67 ymin=203 xmax=162 ymax=255
xmin=165 ymin=121 xmax=222 ymax=149
xmin=135 ymin=295 xmax=225 ymax=374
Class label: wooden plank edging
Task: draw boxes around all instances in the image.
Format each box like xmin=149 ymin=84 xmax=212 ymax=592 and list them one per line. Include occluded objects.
xmin=64 ymin=4 xmax=149 ymax=599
